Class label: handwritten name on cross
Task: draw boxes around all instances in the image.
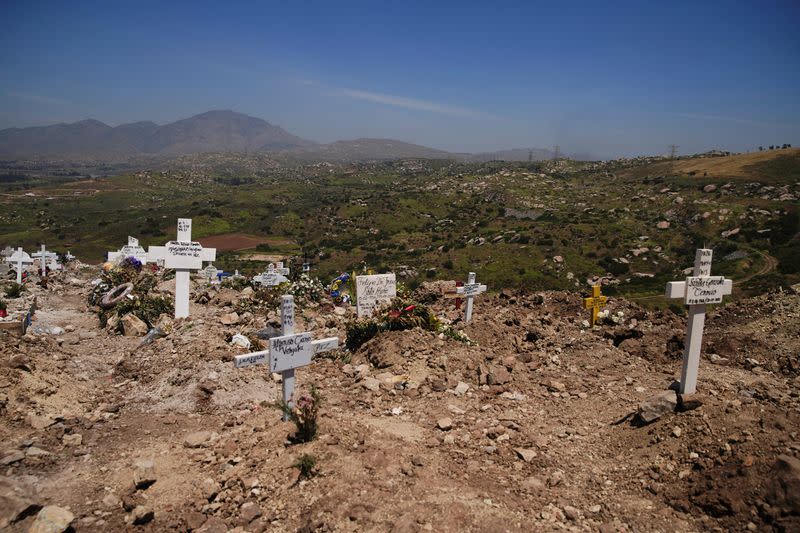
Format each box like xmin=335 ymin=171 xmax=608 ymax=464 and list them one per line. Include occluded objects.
xmin=582 ymin=285 xmax=608 ymax=327
xmin=108 ymin=236 xmax=149 ymax=264
xmin=147 ymin=218 xmax=216 ymax=318
xmin=665 ymin=249 xmax=732 ymax=395
xmin=254 ymin=263 xmax=288 ymax=287
xmin=455 ymin=272 xmax=487 ymax=323
xmin=6 ymin=247 xmax=33 ymax=284
xmin=233 ymin=295 xmax=338 ymax=419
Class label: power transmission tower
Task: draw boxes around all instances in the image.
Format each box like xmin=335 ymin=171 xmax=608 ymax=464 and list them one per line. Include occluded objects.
xmin=528 ymin=149 xmax=533 ymax=163
xmin=669 ymin=145 xmax=679 ymax=159
xmin=553 ymin=145 xmax=560 ymax=160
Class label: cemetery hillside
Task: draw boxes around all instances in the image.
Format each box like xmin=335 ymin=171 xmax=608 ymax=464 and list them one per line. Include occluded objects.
xmin=1 ymin=144 xmax=799 ymax=533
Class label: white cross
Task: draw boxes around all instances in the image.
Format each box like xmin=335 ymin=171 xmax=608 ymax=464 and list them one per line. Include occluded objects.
xmin=31 ymin=244 xmax=56 ymax=277
xmin=6 ymin=247 xmax=33 ymax=284
xmin=108 ymin=236 xmax=149 ymax=264
xmin=253 ymin=263 xmax=288 ymax=286
xmin=456 ymin=272 xmax=487 ymax=323
xmin=147 ymin=219 xmax=217 ymax=318
xmin=275 ymin=261 xmax=290 ymax=276
xmin=65 ymin=250 xmax=76 ymax=262
xmin=234 ymin=295 xmax=338 ymax=419
xmin=665 ymin=249 xmax=732 ymax=395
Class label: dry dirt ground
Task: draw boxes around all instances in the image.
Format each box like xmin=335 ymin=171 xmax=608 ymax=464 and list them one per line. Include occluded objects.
xmin=1 ymin=266 xmax=799 ymax=532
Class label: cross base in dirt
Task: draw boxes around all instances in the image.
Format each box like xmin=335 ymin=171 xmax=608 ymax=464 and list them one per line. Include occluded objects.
xmin=233 ymin=295 xmax=338 ymax=419
xmin=665 ymin=248 xmax=732 ymax=395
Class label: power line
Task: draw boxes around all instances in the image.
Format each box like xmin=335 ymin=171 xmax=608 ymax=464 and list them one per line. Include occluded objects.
xmin=669 ymin=145 xmax=679 ymax=159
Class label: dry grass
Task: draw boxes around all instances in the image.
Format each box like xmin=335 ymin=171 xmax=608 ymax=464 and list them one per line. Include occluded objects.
xmin=673 ymin=148 xmax=800 ymax=179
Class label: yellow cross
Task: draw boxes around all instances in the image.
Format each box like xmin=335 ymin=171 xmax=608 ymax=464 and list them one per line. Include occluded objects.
xmin=582 ymin=285 xmax=608 ymax=327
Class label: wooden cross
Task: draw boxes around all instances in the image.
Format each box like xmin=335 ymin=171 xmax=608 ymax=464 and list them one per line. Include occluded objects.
xmin=666 ymin=249 xmax=732 ymax=395
xmin=582 ymin=285 xmax=608 ymax=327
xmin=147 ymin=219 xmax=216 ymax=318
xmin=234 ymin=295 xmax=338 ymax=419
xmin=108 ymin=236 xmax=149 ymax=264
xmin=456 ymin=272 xmax=487 ymax=323
xmin=6 ymin=247 xmax=33 ymax=284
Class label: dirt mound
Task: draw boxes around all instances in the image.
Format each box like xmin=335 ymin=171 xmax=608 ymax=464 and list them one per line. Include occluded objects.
xmin=1 ymin=272 xmax=799 ymax=532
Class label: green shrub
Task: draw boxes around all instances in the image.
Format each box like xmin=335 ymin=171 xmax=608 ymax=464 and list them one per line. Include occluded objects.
xmin=345 ymin=298 xmax=441 ymax=352
xmin=4 ymin=283 xmax=24 ymax=298
xmin=293 ymin=454 xmax=318 ymax=479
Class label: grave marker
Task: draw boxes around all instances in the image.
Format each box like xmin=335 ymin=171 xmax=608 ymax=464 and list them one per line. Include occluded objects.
xmin=582 ymin=285 xmax=608 ymax=327
xmin=355 ymin=273 xmax=397 ymax=318
xmin=200 ymin=264 xmax=221 ymax=282
xmin=6 ymin=247 xmax=33 ymax=284
xmin=234 ymin=295 xmax=338 ymax=419
xmin=275 ymin=261 xmax=290 ymax=276
xmin=147 ymin=219 xmax=216 ymax=318
xmin=253 ymin=263 xmax=288 ymax=287
xmin=31 ymin=244 xmax=56 ymax=277
xmin=456 ymin=272 xmax=487 ymax=323
xmin=108 ymin=236 xmax=149 ymax=264
xmin=665 ymin=249 xmax=733 ymax=395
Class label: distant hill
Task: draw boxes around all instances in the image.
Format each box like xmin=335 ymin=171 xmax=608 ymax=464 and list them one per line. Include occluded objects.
xmin=466 ymin=148 xmax=596 ymax=162
xmin=284 ymin=138 xmax=452 ymax=162
xmin=0 ymin=110 xmax=314 ymax=159
xmin=0 ymin=110 xmax=594 ymax=163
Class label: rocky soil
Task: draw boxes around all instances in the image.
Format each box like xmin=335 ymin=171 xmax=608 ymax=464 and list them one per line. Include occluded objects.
xmin=1 ymin=267 xmax=799 ymax=532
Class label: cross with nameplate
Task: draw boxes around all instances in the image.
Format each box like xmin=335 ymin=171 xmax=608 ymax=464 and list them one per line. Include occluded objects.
xmin=253 ymin=263 xmax=288 ymax=287
xmin=147 ymin=218 xmax=216 ymax=318
xmin=108 ymin=236 xmax=149 ymax=264
xmin=583 ymin=285 xmax=608 ymax=327
xmin=6 ymin=247 xmax=33 ymax=284
xmin=456 ymin=272 xmax=487 ymax=323
xmin=234 ymin=295 xmax=338 ymax=419
xmin=665 ymin=248 xmax=732 ymax=395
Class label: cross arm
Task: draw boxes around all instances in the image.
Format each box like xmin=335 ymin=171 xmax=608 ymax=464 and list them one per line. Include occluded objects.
xmin=233 ymin=337 xmax=339 ymax=369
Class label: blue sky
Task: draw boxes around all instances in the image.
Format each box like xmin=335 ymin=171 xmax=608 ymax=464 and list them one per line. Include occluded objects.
xmin=1 ymin=0 xmax=798 ymax=157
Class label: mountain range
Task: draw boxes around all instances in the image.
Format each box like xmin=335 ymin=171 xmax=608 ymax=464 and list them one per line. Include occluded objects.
xmin=0 ymin=110 xmax=588 ymax=162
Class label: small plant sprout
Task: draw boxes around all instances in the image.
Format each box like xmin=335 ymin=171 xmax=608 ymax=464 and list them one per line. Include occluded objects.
xmin=292 ymin=454 xmax=318 ymax=480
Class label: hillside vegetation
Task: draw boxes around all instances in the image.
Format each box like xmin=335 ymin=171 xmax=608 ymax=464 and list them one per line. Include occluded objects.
xmin=1 ymin=151 xmax=798 ymax=306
